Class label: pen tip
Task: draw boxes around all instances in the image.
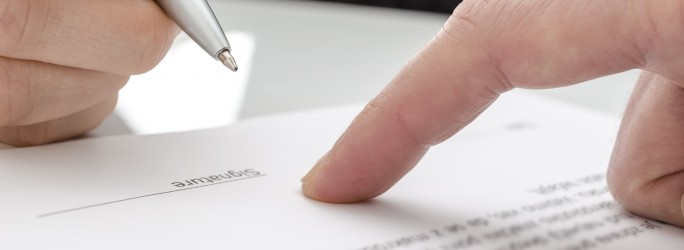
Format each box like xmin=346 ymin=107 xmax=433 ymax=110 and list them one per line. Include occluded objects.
xmin=218 ymin=50 xmax=238 ymax=72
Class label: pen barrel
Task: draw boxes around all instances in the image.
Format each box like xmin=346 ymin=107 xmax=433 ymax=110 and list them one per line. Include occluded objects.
xmin=156 ymin=0 xmax=232 ymax=59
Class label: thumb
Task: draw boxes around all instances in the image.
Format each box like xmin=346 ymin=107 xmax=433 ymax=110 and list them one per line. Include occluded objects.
xmin=608 ymin=72 xmax=684 ymax=227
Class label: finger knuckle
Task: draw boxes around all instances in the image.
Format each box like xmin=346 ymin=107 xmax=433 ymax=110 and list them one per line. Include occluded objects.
xmin=0 ymin=0 xmax=54 ymax=57
xmin=0 ymin=127 xmax=35 ymax=147
xmin=0 ymin=0 xmax=29 ymax=55
xmin=637 ymin=1 xmax=684 ymax=69
xmin=606 ymin=164 xmax=663 ymax=222
xmin=0 ymin=124 xmax=54 ymax=147
xmin=0 ymin=59 xmax=12 ymax=126
xmin=0 ymin=59 xmax=35 ymax=126
xmin=129 ymin=18 xmax=177 ymax=74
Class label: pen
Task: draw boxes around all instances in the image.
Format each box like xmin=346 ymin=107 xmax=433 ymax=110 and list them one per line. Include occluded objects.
xmin=155 ymin=0 xmax=238 ymax=71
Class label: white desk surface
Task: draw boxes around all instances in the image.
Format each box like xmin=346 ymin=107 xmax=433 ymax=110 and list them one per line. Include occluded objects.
xmin=1 ymin=0 xmax=639 ymax=149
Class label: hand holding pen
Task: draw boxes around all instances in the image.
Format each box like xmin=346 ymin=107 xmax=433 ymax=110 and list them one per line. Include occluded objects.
xmin=0 ymin=0 xmax=232 ymax=146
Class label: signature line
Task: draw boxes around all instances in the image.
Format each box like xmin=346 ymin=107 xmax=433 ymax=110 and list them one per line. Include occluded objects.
xmin=37 ymin=174 xmax=267 ymax=218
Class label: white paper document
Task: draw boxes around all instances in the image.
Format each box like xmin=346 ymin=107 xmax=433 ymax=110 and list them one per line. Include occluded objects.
xmin=2 ymin=91 xmax=683 ymax=249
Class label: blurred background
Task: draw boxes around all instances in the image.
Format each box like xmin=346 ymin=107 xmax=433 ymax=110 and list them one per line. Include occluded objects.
xmin=92 ymin=0 xmax=637 ymax=138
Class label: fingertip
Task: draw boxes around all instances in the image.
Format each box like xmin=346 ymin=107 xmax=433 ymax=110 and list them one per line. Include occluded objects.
xmin=300 ymin=156 xmax=323 ymax=199
xmin=301 ymin=151 xmax=384 ymax=204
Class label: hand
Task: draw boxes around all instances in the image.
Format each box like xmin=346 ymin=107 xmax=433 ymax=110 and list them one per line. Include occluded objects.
xmin=0 ymin=0 xmax=178 ymax=146
xmin=302 ymin=0 xmax=684 ymax=227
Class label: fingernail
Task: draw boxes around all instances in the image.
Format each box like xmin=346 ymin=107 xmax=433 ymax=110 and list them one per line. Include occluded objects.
xmin=301 ymin=152 xmax=328 ymax=184
xmin=301 ymin=166 xmax=319 ymax=185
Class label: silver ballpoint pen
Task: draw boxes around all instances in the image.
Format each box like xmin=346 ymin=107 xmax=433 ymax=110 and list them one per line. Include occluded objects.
xmin=156 ymin=0 xmax=238 ymax=71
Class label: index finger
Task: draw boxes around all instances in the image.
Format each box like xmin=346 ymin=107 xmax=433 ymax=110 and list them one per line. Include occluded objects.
xmin=301 ymin=0 xmax=650 ymax=202
xmin=301 ymin=19 xmax=508 ymax=202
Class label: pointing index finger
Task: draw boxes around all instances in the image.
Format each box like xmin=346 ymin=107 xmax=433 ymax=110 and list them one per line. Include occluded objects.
xmin=301 ymin=0 xmax=649 ymax=203
xmin=301 ymin=19 xmax=510 ymax=202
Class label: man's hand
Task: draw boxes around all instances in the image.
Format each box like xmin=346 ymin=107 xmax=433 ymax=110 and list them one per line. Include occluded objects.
xmin=0 ymin=0 xmax=178 ymax=146
xmin=302 ymin=0 xmax=684 ymax=227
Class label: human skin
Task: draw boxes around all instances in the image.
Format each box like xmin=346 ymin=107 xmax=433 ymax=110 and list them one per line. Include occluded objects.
xmin=1 ymin=0 xmax=682 ymax=230
xmin=302 ymin=0 xmax=684 ymax=228
xmin=0 ymin=0 xmax=178 ymax=146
